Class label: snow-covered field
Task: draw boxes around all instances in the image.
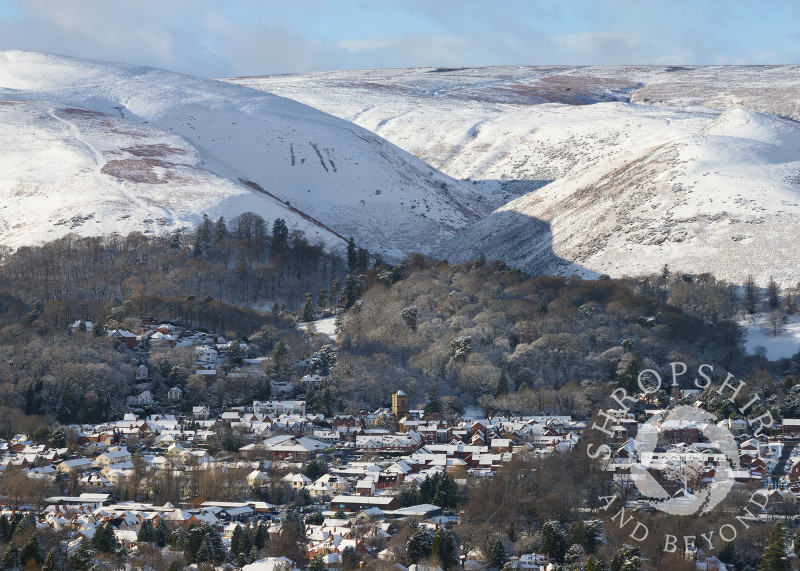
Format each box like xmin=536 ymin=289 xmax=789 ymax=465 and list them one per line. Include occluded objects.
xmin=741 ymin=315 xmax=800 ymax=360
xmin=231 ymin=66 xmax=800 ymax=285
xmin=297 ymin=316 xmax=337 ymax=341
xmin=0 ymin=51 xmax=492 ymax=259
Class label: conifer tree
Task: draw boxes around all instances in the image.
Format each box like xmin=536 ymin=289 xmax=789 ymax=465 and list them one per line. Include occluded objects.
xmin=156 ymin=518 xmax=168 ymax=548
xmin=137 ymin=519 xmax=156 ymax=544
xmin=494 ymin=370 xmax=510 ymax=397
xmin=302 ymin=292 xmax=315 ymax=322
xmin=230 ymin=525 xmax=243 ymax=556
xmin=485 ymin=533 xmax=506 ymax=570
xmin=42 ymin=546 xmax=63 ymax=571
xmin=761 ymin=522 xmax=790 ymax=571
xmin=424 ymin=379 xmax=442 ymax=415
xmin=343 ymin=274 xmax=361 ymax=308
xmin=0 ymin=514 xmax=10 ymax=542
xmin=346 ymin=237 xmax=358 ymax=272
xmin=20 ymin=533 xmax=44 ymax=567
xmin=3 ymin=543 xmax=20 ymax=570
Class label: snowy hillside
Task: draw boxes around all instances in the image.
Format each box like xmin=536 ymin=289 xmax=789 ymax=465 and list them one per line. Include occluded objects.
xmin=231 ymin=67 xmax=800 ymax=283
xmin=0 ymin=51 xmax=491 ymax=259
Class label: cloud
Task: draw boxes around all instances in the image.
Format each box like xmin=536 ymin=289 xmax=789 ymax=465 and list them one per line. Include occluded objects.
xmin=0 ymin=0 xmax=796 ymax=76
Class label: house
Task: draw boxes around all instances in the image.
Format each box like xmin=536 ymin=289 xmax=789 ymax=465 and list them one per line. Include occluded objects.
xmin=57 ymin=458 xmax=94 ymax=474
xmin=167 ymin=386 xmax=183 ymax=401
xmin=253 ymin=400 xmax=307 ymax=416
xmin=330 ymin=495 xmax=400 ymax=513
xmin=193 ymin=406 xmax=211 ymax=420
xmin=94 ymin=448 xmax=132 ymax=468
xmin=661 ymin=420 xmax=701 ymax=444
xmin=282 ymin=473 xmax=312 ymax=490
xmin=195 ymin=345 xmax=219 ymax=365
xmin=108 ymin=329 xmax=138 ymax=349
xmin=126 ymin=390 xmax=154 ymax=407
xmin=69 ymin=320 xmax=93 ymax=334
xmin=242 ymin=557 xmax=293 ymax=571
xmin=783 ymin=419 xmax=800 ymax=435
xmin=135 ymin=365 xmax=149 ymax=381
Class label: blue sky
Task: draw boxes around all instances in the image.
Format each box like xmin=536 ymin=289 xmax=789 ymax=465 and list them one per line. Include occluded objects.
xmin=0 ymin=0 xmax=798 ymax=77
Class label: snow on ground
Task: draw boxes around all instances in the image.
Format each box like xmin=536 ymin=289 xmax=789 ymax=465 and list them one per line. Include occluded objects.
xmin=741 ymin=315 xmax=800 ymax=360
xmin=0 ymin=51 xmax=492 ymax=259
xmin=297 ymin=317 xmax=337 ymax=341
xmin=231 ymin=66 xmax=800 ymax=284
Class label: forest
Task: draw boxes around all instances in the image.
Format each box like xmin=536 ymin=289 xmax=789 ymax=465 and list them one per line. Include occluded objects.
xmin=0 ymin=217 xmax=797 ymax=442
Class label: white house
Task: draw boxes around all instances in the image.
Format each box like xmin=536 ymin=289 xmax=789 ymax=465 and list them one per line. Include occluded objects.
xmin=193 ymin=406 xmax=211 ymax=420
xmin=167 ymin=386 xmax=183 ymax=401
xmin=136 ymin=365 xmax=149 ymax=381
xmin=195 ymin=345 xmax=218 ymax=365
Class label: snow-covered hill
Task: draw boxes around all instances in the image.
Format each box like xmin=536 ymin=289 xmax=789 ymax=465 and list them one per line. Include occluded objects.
xmin=231 ymin=66 xmax=800 ymax=283
xmin=0 ymin=51 xmax=491 ymax=259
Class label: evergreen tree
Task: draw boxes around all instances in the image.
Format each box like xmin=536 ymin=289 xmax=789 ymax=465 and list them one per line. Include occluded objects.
xmin=342 ymin=274 xmax=360 ymax=308
xmin=214 ymin=216 xmax=228 ymax=244
xmin=192 ymin=232 xmax=204 ymax=257
xmin=170 ymin=229 xmax=182 ymax=250
xmin=439 ymin=529 xmax=461 ymax=570
xmin=317 ymin=289 xmax=327 ymax=312
xmin=253 ymin=522 xmax=267 ymax=550
xmin=49 ymin=426 xmax=67 ymax=448
xmin=228 ymin=340 xmax=244 ymax=367
xmin=42 ymin=547 xmax=63 ymax=571
xmin=271 ymin=340 xmax=291 ymax=381
xmin=541 ymin=520 xmax=569 ymax=563
xmin=357 ymin=247 xmax=369 ymax=273
xmin=310 ymin=554 xmax=325 ymax=571
xmin=196 ymin=537 xmax=213 ymax=564
xmin=401 ymin=305 xmax=420 ymax=332
xmin=424 ymin=379 xmax=442 ymax=415
xmin=346 ymin=237 xmax=358 ymax=272
xmin=0 ymin=514 xmax=10 ymax=542
xmin=330 ymin=278 xmax=342 ymax=308
xmin=94 ymin=523 xmax=118 ymax=553
xmin=432 ymin=528 xmax=443 ymax=565
xmin=494 ymin=370 xmax=510 ymax=398
xmin=407 ymin=527 xmax=434 ymax=564
xmin=746 ymin=274 xmax=759 ymax=314
xmin=137 ymin=518 xmax=157 ymax=544
xmin=485 ymin=533 xmax=506 ymax=570
xmin=768 ymin=276 xmax=781 ymax=310
xmin=761 ymin=522 xmax=791 ymax=571
xmin=302 ymin=292 xmax=315 ymax=322
xmin=569 ymin=519 xmax=585 ymax=549
xmin=583 ymin=519 xmax=603 ymax=553
xmin=610 ymin=545 xmax=642 ymax=571
xmin=20 ymin=533 xmax=44 ymax=567
xmin=240 ymin=528 xmax=253 ymax=557
xmin=198 ymin=214 xmax=213 ymax=249
xmin=304 ymin=458 xmax=329 ymax=480
xmin=271 ymin=219 xmax=289 ymax=252
xmin=69 ymin=539 xmax=94 ymax=571
xmin=3 ymin=543 xmax=20 ymax=570
xmin=185 ymin=527 xmax=205 ymax=563
xmin=156 ymin=518 xmax=168 ymax=548
xmin=341 ymin=546 xmax=358 ymax=570
xmin=207 ymin=527 xmax=226 ymax=561
xmin=230 ymin=525 xmax=243 ymax=556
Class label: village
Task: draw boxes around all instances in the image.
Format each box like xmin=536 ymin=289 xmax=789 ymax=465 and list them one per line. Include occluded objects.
xmin=0 ymin=320 xmax=798 ymax=570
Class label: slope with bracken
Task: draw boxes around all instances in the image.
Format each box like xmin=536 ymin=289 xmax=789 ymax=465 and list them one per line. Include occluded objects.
xmin=0 ymin=51 xmax=492 ymax=260
xmin=232 ymin=66 xmax=800 ymax=283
